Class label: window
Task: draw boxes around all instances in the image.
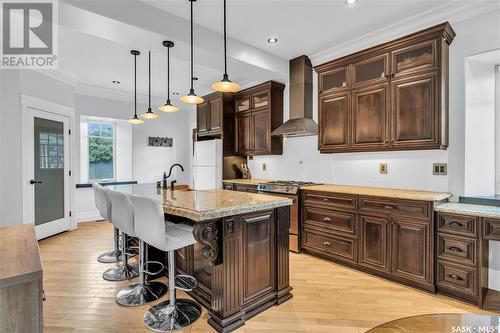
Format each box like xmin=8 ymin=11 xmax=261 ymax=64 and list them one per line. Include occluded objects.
xmin=39 ymin=132 xmax=64 ymax=169
xmin=88 ymin=122 xmax=114 ymax=181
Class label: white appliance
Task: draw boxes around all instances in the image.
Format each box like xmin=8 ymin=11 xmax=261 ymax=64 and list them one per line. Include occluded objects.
xmin=192 ymin=139 xmax=223 ymax=190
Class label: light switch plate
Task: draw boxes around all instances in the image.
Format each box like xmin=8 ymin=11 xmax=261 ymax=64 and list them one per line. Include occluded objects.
xmin=433 ymin=163 xmax=447 ymax=175
xmin=380 ymin=163 xmax=388 ymax=174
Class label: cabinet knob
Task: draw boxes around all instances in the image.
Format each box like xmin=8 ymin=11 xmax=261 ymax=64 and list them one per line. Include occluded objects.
xmin=323 ymin=217 xmax=331 ymax=222
xmin=323 ymin=241 xmax=331 ymax=246
xmin=448 ymin=246 xmax=463 ymax=253
xmin=323 ymin=197 xmax=329 ymax=201
xmin=447 ymin=274 xmax=463 ymax=281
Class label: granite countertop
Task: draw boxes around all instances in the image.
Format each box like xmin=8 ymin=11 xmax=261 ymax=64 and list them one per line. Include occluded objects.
xmin=301 ymin=184 xmax=452 ymax=202
xmin=108 ymin=183 xmax=292 ymax=222
xmin=435 ymin=202 xmax=500 ymax=219
xmin=223 ymin=179 xmax=272 ymax=185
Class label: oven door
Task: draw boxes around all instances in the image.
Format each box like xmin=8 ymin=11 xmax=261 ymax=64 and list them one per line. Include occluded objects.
xmin=258 ymin=191 xmax=300 ymax=252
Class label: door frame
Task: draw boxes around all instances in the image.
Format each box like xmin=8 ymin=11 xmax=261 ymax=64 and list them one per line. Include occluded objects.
xmin=21 ymin=94 xmax=76 ymax=238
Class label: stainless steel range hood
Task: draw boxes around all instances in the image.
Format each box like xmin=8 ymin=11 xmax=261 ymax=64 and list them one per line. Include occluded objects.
xmin=271 ymin=55 xmax=318 ymax=137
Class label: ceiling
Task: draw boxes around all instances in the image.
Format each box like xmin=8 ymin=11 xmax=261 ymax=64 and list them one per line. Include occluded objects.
xmin=142 ymin=0 xmax=455 ymax=59
xmin=53 ymin=0 xmax=500 ymax=107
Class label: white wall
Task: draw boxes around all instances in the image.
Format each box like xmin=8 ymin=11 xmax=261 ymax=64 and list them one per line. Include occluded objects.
xmin=496 ymin=66 xmax=500 ymax=194
xmin=464 ymin=59 xmax=496 ymax=196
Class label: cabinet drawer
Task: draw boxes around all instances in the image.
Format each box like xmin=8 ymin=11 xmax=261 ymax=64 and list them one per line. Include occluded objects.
xmin=304 ymin=192 xmax=356 ymax=211
xmin=358 ymin=197 xmax=430 ymax=219
xmin=437 ymin=260 xmax=477 ymax=298
xmin=483 ymin=218 xmax=500 ymax=241
xmin=222 ymin=182 xmax=234 ymax=191
xmin=437 ymin=213 xmax=478 ymax=237
xmin=304 ymin=207 xmax=356 ymax=236
xmin=437 ymin=233 xmax=476 ymax=266
xmin=302 ymin=231 xmax=357 ymax=263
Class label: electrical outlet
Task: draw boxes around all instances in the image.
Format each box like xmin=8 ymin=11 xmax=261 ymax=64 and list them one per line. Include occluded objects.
xmin=433 ymin=163 xmax=447 ymax=175
xmin=262 ymin=163 xmax=267 ymax=171
xmin=380 ymin=163 xmax=388 ymax=174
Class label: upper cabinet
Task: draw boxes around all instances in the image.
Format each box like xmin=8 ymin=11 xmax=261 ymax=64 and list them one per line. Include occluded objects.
xmin=196 ymin=91 xmax=236 ymax=156
xmin=234 ymin=81 xmax=285 ymax=156
xmin=315 ymin=22 xmax=455 ymax=153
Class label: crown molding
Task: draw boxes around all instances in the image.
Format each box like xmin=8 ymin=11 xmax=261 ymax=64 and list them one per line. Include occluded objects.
xmin=34 ymin=68 xmax=79 ymax=87
xmin=310 ymin=1 xmax=500 ymax=66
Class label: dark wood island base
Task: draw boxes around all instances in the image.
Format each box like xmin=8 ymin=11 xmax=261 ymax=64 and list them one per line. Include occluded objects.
xmin=168 ymin=205 xmax=292 ymax=333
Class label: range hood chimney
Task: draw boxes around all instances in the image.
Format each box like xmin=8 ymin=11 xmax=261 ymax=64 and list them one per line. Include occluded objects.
xmin=271 ymin=55 xmax=318 ymax=137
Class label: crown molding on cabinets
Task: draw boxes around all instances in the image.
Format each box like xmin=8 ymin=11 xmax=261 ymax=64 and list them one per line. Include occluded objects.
xmin=310 ymin=1 xmax=500 ymax=66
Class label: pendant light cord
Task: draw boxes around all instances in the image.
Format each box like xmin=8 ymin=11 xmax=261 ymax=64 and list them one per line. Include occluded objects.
xmin=134 ymin=53 xmax=137 ymax=117
xmin=190 ymin=0 xmax=194 ymax=90
xmin=148 ymin=51 xmax=151 ymax=109
xmin=223 ymin=0 xmax=227 ymax=75
xmin=167 ymin=46 xmax=170 ymax=101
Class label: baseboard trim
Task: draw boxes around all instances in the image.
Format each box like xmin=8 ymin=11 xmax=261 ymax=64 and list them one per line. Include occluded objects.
xmin=76 ymin=210 xmax=101 ymax=223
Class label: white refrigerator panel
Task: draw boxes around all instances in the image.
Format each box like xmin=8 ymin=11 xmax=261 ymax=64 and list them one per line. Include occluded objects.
xmin=193 ymin=139 xmax=222 ymax=167
xmin=193 ymin=166 xmax=222 ymax=190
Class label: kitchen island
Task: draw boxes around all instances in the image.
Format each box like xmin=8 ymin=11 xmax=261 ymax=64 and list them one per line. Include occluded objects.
xmin=109 ymin=184 xmax=293 ymax=333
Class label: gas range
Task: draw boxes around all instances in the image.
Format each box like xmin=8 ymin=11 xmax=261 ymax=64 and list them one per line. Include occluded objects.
xmin=257 ymin=180 xmax=321 ymax=195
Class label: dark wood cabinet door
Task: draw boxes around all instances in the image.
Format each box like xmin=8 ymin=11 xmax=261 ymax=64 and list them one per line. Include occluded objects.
xmin=235 ymin=94 xmax=251 ymax=113
xmin=391 ymin=72 xmax=438 ymax=148
xmin=208 ymin=98 xmax=222 ymax=132
xmin=242 ymin=211 xmax=275 ymax=303
xmin=391 ymin=218 xmax=430 ymax=284
xmin=252 ymin=109 xmax=271 ymax=154
xmin=391 ymin=39 xmax=437 ymax=78
xmin=319 ymin=66 xmax=349 ymax=95
xmin=236 ymin=112 xmax=252 ymax=154
xmin=352 ymin=54 xmax=389 ymax=87
xmin=319 ymin=92 xmax=349 ymax=152
xmin=351 ymin=83 xmax=389 ymax=149
xmin=359 ymin=215 xmax=390 ymax=272
xmin=197 ymin=102 xmax=209 ymax=133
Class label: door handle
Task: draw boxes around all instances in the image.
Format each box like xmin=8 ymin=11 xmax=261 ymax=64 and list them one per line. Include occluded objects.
xmin=29 ymin=180 xmax=42 ymax=185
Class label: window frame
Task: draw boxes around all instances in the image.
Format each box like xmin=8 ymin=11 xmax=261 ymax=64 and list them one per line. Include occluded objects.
xmin=87 ymin=121 xmax=116 ymax=182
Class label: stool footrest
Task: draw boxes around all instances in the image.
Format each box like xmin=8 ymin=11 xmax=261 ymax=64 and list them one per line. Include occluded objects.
xmin=175 ymin=275 xmax=197 ymax=291
xmin=144 ymin=260 xmax=164 ymax=276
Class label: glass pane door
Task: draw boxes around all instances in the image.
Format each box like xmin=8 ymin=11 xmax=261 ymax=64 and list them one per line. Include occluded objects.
xmin=34 ymin=117 xmax=65 ymax=226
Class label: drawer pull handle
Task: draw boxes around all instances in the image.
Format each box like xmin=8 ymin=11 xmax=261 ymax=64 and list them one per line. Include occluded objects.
xmin=42 ymin=290 xmax=46 ymax=301
xmin=323 ymin=217 xmax=331 ymax=222
xmin=384 ymin=205 xmax=396 ymax=209
xmin=448 ymin=247 xmax=463 ymax=253
xmin=449 ymin=222 xmax=464 ymax=227
xmin=323 ymin=241 xmax=331 ymax=246
xmin=323 ymin=198 xmax=329 ymax=201
xmin=448 ymin=274 xmax=463 ymax=281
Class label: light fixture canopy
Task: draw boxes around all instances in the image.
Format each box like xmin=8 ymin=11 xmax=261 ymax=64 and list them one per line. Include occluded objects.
xmin=159 ymin=41 xmax=180 ymax=112
xmin=211 ymin=0 xmax=240 ymax=93
xmin=267 ymin=37 xmax=278 ymax=44
xmin=128 ymin=50 xmax=144 ymax=125
xmin=140 ymin=51 xmax=159 ymax=120
xmin=181 ymin=0 xmax=204 ymax=105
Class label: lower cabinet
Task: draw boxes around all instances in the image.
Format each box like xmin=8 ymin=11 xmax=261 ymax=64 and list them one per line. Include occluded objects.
xmin=301 ymin=190 xmax=434 ymax=292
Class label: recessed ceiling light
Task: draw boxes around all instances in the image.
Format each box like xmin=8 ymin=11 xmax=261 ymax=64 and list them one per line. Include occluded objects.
xmin=345 ymin=0 xmax=358 ymax=5
xmin=112 ymin=80 xmax=120 ymax=85
xmin=267 ymin=37 xmax=278 ymax=44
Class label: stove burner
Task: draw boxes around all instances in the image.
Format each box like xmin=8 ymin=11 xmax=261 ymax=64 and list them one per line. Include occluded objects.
xmin=257 ymin=180 xmax=322 ymax=195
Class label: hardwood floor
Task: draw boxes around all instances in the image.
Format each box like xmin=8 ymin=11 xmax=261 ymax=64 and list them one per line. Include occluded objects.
xmin=39 ymin=222 xmax=494 ymax=333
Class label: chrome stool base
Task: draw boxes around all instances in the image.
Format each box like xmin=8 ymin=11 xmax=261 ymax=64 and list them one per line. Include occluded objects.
xmin=97 ymin=249 xmax=123 ymax=263
xmin=102 ymin=263 xmax=139 ymax=281
xmin=144 ymin=299 xmax=202 ymax=332
xmin=116 ymin=281 xmax=167 ymax=307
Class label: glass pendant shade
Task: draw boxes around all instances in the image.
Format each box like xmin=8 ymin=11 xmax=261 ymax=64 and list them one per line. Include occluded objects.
xmin=180 ymin=89 xmax=204 ymax=104
xmin=212 ymin=0 xmax=239 ymax=93
xmin=128 ymin=114 xmax=144 ymax=124
xmin=158 ymin=100 xmax=180 ymax=112
xmin=212 ymin=74 xmax=240 ymax=92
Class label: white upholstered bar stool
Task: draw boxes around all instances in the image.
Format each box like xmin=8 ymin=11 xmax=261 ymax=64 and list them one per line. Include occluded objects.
xmin=92 ymin=183 xmax=123 ymax=263
xmin=102 ymin=190 xmax=139 ymax=281
xmin=130 ymin=195 xmax=201 ymax=332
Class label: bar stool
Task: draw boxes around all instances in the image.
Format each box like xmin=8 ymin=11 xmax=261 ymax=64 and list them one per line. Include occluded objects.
xmin=130 ymin=195 xmax=201 ymax=332
xmin=92 ymin=183 xmax=122 ymax=263
xmin=102 ymin=189 xmax=139 ymax=281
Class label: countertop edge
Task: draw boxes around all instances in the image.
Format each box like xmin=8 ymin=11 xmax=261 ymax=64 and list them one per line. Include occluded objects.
xmin=435 ymin=203 xmax=500 ymax=219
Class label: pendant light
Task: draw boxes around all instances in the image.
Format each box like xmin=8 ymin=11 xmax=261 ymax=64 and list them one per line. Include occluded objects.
xmin=128 ymin=50 xmax=144 ymax=125
xmin=140 ymin=51 xmax=159 ymax=119
xmin=211 ymin=0 xmax=239 ymax=93
xmin=180 ymin=0 xmax=204 ymax=105
xmin=158 ymin=41 xmax=179 ymax=112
